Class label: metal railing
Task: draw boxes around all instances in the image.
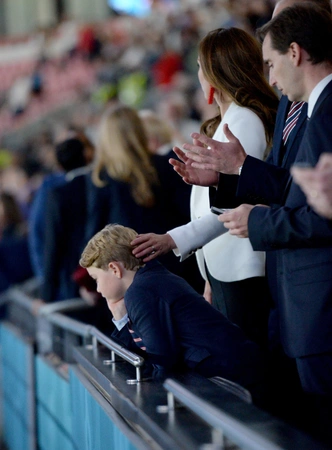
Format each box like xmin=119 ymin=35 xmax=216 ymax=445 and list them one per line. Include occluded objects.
xmin=90 ymin=326 xmax=145 ymax=384
xmin=0 ymin=278 xmax=145 ymax=381
xmin=162 ymin=378 xmax=327 ymax=450
xmin=1 ymin=279 xmax=329 ymax=450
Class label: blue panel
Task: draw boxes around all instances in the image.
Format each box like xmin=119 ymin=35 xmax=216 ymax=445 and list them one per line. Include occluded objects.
xmin=37 ymin=403 xmax=74 ymax=450
xmin=0 ymin=324 xmax=29 ymax=383
xmin=69 ymin=369 xmax=88 ymax=450
xmin=2 ymin=363 xmax=28 ymax=424
xmin=0 ymin=323 xmax=34 ymax=450
xmin=35 ymin=355 xmax=72 ymax=435
xmin=3 ymin=399 xmax=28 ymax=450
xmin=70 ymin=369 xmax=138 ymax=450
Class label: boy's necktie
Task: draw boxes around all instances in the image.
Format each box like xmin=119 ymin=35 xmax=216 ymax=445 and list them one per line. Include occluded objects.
xmin=127 ymin=319 xmax=146 ymax=351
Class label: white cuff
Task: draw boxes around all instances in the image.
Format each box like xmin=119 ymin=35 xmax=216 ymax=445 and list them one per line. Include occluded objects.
xmin=168 ymin=213 xmax=227 ymax=261
xmin=112 ymin=313 xmax=129 ymax=331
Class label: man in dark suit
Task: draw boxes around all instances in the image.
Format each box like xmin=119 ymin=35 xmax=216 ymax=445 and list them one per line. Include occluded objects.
xmin=42 ymin=166 xmax=91 ymax=303
xmin=79 ymin=223 xmax=267 ymax=405
xmin=29 ymin=136 xmax=90 ymax=283
xmin=221 ymin=2 xmax=332 ymax=386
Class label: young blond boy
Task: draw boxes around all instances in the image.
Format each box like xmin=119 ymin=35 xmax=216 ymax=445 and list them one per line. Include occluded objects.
xmin=80 ymin=223 xmax=267 ymax=402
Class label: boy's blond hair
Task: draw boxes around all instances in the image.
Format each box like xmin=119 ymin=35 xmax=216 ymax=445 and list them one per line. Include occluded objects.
xmin=79 ymin=224 xmax=144 ymax=271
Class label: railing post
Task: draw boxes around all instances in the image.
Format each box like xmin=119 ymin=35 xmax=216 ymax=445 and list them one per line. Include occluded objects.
xmin=89 ymin=327 xmax=145 ymax=384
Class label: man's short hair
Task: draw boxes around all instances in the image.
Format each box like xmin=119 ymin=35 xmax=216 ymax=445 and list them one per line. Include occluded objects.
xmin=275 ymin=0 xmax=332 ymax=15
xmin=55 ymin=138 xmax=86 ymax=172
xmin=80 ymin=224 xmax=144 ymax=271
xmin=257 ymin=3 xmax=332 ymax=65
xmin=313 ymin=0 xmax=332 ymax=14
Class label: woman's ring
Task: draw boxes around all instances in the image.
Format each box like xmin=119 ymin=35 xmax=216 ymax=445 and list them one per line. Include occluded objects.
xmin=151 ymin=246 xmax=156 ymax=254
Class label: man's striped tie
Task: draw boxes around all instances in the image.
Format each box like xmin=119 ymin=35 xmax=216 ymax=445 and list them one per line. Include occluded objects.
xmin=282 ymin=101 xmax=305 ymax=145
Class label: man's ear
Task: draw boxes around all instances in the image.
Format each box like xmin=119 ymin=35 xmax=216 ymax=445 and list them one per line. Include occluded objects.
xmin=289 ymin=42 xmax=302 ymax=66
xmin=108 ymin=261 xmax=123 ymax=278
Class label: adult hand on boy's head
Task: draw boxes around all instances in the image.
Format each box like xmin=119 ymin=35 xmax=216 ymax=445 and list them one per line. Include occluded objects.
xmin=131 ymin=233 xmax=176 ymax=261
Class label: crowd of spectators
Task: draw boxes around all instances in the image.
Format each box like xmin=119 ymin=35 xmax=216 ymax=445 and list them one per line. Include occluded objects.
xmin=0 ymin=0 xmax=276 ymax=294
xmin=0 ymin=0 xmax=275 ymax=139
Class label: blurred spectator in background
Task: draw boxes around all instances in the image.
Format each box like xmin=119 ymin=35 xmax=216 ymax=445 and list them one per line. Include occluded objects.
xmin=30 ymin=133 xmax=93 ymax=298
xmin=0 ymin=192 xmax=33 ymax=292
xmin=30 ymin=60 xmax=45 ymax=100
xmin=156 ymin=89 xmax=202 ymax=148
xmin=0 ymin=144 xmax=44 ymax=220
xmin=77 ymin=23 xmax=103 ymax=62
xmin=151 ymin=39 xmax=183 ymax=87
xmin=8 ymin=73 xmax=32 ymax=118
xmin=138 ymin=109 xmax=174 ymax=156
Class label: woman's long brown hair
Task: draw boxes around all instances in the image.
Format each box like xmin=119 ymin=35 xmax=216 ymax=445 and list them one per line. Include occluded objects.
xmin=199 ymin=27 xmax=279 ymax=149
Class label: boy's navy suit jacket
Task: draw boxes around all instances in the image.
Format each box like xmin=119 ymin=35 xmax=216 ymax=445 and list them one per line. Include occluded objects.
xmin=112 ymin=260 xmax=266 ymax=391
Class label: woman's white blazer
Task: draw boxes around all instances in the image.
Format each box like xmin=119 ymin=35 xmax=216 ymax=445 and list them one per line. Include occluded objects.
xmin=169 ymin=102 xmax=267 ymax=282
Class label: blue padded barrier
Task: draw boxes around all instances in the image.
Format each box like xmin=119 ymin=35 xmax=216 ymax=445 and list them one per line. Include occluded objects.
xmin=35 ymin=355 xmax=73 ymax=450
xmin=1 ymin=282 xmax=329 ymax=450
xmin=36 ymin=403 xmax=73 ymax=450
xmin=0 ymin=322 xmax=36 ymax=450
xmin=70 ymin=367 xmax=140 ymax=450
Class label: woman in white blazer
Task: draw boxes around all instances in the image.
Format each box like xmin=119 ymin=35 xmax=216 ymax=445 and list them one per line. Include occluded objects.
xmin=132 ymin=27 xmax=279 ymax=347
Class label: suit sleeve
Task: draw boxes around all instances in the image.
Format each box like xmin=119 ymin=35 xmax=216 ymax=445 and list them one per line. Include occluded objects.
xmin=249 ymin=102 xmax=332 ymax=250
xmin=156 ymin=153 xmax=192 ymax=227
xmin=249 ymin=202 xmax=332 ymax=251
xmin=126 ymin=287 xmax=181 ymax=369
xmin=28 ymin=184 xmax=47 ymax=279
xmin=237 ymin=156 xmax=291 ymax=205
xmin=111 ymin=326 xmax=137 ymax=350
xmin=213 ymin=156 xmax=290 ymax=208
xmin=212 ymin=106 xmax=281 ymax=208
xmin=42 ymin=189 xmax=63 ymax=302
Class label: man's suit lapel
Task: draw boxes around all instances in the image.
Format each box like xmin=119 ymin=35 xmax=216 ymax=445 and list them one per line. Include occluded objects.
xmin=271 ymin=96 xmax=289 ymax=166
xmin=310 ymin=79 xmax=332 ymax=118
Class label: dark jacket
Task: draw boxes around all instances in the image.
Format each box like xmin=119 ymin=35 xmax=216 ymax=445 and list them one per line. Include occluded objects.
xmin=42 ymin=171 xmax=89 ymax=302
xmin=238 ymin=81 xmax=332 ymax=358
xmin=112 ymin=260 xmax=267 ymax=398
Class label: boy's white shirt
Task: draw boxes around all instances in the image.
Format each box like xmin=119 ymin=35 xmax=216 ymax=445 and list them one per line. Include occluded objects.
xmin=113 ymin=313 xmax=129 ymax=330
xmin=168 ymin=102 xmax=266 ymax=282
